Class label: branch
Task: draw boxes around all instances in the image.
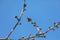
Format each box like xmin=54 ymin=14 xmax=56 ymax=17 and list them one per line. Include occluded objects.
xmin=26 ymin=20 xmax=60 ymax=40
xmin=6 ymin=0 xmax=27 ymax=38
xmin=0 ymin=0 xmax=60 ymax=40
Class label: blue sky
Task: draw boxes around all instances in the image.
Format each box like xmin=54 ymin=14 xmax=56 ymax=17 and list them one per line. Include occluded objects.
xmin=0 ymin=0 xmax=60 ymax=40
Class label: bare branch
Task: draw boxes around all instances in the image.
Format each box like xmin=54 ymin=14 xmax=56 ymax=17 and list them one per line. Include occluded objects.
xmin=6 ymin=0 xmax=27 ymax=38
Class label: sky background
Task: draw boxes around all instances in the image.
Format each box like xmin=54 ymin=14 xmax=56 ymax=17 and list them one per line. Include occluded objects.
xmin=0 ymin=0 xmax=60 ymax=40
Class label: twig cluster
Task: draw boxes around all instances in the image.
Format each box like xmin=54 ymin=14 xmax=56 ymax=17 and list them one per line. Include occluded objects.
xmin=0 ymin=0 xmax=60 ymax=40
xmin=18 ymin=17 xmax=60 ymax=40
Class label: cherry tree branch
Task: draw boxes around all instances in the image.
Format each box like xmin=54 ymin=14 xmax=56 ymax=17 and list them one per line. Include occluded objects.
xmin=6 ymin=0 xmax=26 ymax=38
xmin=0 ymin=0 xmax=60 ymax=40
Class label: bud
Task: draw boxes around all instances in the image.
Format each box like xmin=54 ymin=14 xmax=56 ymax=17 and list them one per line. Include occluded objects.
xmin=27 ymin=16 xmax=32 ymax=22
xmin=14 ymin=16 xmax=17 ymax=18
xmin=14 ymin=16 xmax=20 ymax=21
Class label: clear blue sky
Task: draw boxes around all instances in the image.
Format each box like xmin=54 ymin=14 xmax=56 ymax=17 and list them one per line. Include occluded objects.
xmin=0 ymin=0 xmax=60 ymax=40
